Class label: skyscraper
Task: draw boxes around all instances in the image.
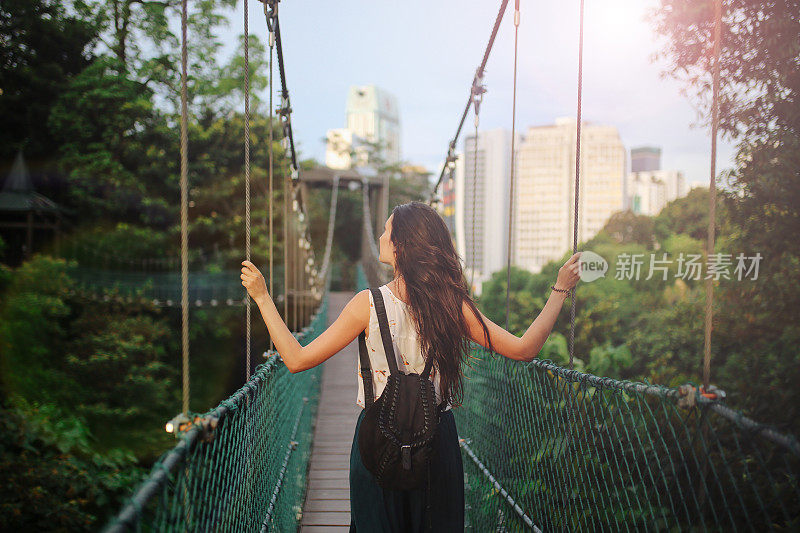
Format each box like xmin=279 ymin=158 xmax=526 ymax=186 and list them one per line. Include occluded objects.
xmin=346 ymin=85 xmax=401 ymax=167
xmin=513 ymin=117 xmax=626 ymax=273
xmin=458 ymin=129 xmax=518 ymax=292
xmin=626 ymin=169 xmax=687 ymax=216
xmin=631 ymin=146 xmax=661 ymax=172
xmin=325 ymin=85 xmax=401 ymax=170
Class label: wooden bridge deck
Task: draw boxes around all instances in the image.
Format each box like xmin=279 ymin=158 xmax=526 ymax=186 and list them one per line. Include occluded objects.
xmin=300 ymin=291 xmax=360 ymax=532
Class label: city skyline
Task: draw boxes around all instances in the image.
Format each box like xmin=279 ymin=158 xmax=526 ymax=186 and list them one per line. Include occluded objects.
xmin=222 ymin=0 xmax=735 ymax=189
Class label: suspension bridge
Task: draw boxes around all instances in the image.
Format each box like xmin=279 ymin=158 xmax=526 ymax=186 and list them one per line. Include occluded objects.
xmin=100 ymin=0 xmax=799 ymax=531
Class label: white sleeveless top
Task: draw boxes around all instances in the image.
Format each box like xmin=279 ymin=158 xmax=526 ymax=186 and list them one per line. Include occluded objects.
xmin=356 ymin=284 xmax=452 ymax=411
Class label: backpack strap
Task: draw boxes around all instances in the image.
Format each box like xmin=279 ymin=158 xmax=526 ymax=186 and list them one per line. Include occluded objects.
xmin=373 ymin=286 xmax=439 ymax=382
xmin=369 ymin=287 xmax=400 ymax=376
xmin=357 ymin=330 xmax=374 ymax=407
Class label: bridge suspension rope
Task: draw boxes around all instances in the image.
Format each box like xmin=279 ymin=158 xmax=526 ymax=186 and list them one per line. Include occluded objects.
xmin=429 ymin=0 xmax=510 ymax=204
xmin=265 ymin=0 xmax=276 ymax=351
xmin=568 ymin=0 xmax=585 ymax=369
xmin=244 ymin=0 xmax=252 ymax=380
xmin=469 ymin=71 xmax=483 ymax=296
xmin=179 ymin=0 xmax=190 ymax=415
xmin=704 ymin=0 xmax=722 ymax=391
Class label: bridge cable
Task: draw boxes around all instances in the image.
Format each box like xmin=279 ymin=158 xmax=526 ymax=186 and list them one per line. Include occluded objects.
xmin=499 ymin=0 xmax=522 ymax=523
xmin=470 ymin=116 xmax=478 ymax=296
xmin=568 ymin=0 xmax=585 ymax=369
xmin=283 ymin=161 xmax=289 ymax=324
xmin=244 ymin=0 xmax=252 ymax=380
xmin=429 ymin=0 xmax=510 ymax=204
xmin=503 ymin=0 xmax=520 ymax=333
xmin=179 ymin=0 xmax=190 ymax=415
xmin=243 ymin=0 xmax=255 ymax=525
xmin=319 ymin=175 xmax=340 ymax=284
xmin=469 ymin=73 xmax=484 ymax=296
xmin=274 ymin=17 xmax=298 ymax=174
xmin=704 ymin=0 xmax=722 ymax=390
xmin=269 ymin=2 xmax=293 ymax=326
xmin=265 ymin=0 xmax=276 ymax=351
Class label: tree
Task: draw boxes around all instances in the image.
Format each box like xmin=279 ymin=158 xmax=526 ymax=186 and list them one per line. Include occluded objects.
xmin=652 ymin=0 xmax=800 ymax=432
xmin=0 ymin=256 xmax=177 ymax=457
xmin=0 ymin=401 xmax=143 ymax=531
xmin=601 ymin=210 xmax=656 ymax=248
xmin=651 ymin=0 xmax=800 ymax=140
xmin=653 ymin=187 xmax=721 ymax=243
xmin=78 ymin=0 xmax=251 ymax=113
xmin=0 ymin=0 xmax=95 ymax=162
xmin=477 ymin=266 xmax=541 ymax=337
xmin=48 ymin=57 xmax=159 ymax=220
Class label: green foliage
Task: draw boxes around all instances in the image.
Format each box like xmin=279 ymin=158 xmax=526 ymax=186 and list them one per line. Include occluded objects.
xmin=478 ymin=266 xmax=541 ymax=336
xmin=0 ymin=0 xmax=295 ymax=524
xmin=0 ymin=0 xmax=95 ymax=161
xmin=539 ymin=332 xmax=585 ymax=372
xmin=651 ymin=0 xmax=800 ymax=140
xmin=587 ymin=342 xmax=633 ymax=377
xmin=653 ymin=187 xmax=720 ymax=243
xmin=63 ymin=223 xmax=174 ymax=268
xmin=652 ymin=0 xmax=800 ymax=434
xmin=0 ymin=255 xmax=177 ymax=457
xmin=602 ymin=210 xmax=656 ymax=248
xmin=388 ymin=173 xmax=432 ymax=207
xmin=0 ymin=401 xmax=143 ymax=532
xmin=65 ymin=313 xmax=177 ymax=454
xmin=48 ymin=57 xmax=158 ymax=219
xmin=0 ymin=255 xmax=75 ymax=401
xmin=77 ymin=0 xmax=238 ymax=102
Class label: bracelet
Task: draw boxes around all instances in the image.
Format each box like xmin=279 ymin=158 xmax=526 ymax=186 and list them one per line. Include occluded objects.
xmin=550 ymin=285 xmax=571 ymax=294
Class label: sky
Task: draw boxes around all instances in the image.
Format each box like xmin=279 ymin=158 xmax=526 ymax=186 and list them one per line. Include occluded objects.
xmin=217 ymin=0 xmax=735 ymax=188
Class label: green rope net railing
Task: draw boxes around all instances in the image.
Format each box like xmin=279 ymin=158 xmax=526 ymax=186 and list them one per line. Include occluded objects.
xmin=65 ymin=265 xmax=286 ymax=306
xmin=454 ymin=348 xmax=800 ymax=532
xmin=103 ymin=289 xmax=328 ymax=532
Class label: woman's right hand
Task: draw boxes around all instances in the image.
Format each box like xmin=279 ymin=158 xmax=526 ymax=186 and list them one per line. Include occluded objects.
xmin=554 ymin=252 xmax=582 ymax=292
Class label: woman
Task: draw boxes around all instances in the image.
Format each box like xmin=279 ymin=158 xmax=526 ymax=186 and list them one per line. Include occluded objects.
xmin=241 ymin=201 xmax=581 ymax=532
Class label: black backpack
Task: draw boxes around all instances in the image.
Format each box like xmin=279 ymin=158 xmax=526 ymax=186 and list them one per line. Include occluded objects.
xmin=357 ymin=287 xmax=447 ymax=490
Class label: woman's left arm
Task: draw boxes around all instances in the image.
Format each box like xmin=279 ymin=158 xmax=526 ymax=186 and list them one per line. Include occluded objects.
xmin=242 ymin=261 xmax=368 ymax=373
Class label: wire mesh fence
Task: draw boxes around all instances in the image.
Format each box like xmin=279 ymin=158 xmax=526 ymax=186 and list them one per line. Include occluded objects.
xmin=103 ymin=291 xmax=328 ymax=532
xmin=454 ymin=348 xmax=800 ymax=532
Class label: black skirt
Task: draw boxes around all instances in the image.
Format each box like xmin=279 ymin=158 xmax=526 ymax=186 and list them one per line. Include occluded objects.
xmin=349 ymin=407 xmax=465 ymax=532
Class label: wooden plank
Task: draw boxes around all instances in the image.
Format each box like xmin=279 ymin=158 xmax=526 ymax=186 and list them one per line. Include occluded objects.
xmin=300 ymin=512 xmax=351 ymax=526
xmin=304 ymin=488 xmax=350 ymax=500
xmin=308 ymin=478 xmax=349 ymax=490
xmin=301 ymin=292 xmax=362 ymax=528
xmin=311 ymin=456 xmax=350 ymax=470
xmin=308 ymin=468 xmax=350 ymax=480
xmin=304 ymin=499 xmax=351 ymax=513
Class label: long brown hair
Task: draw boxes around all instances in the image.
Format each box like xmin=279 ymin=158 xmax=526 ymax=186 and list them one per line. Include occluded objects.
xmin=389 ymin=201 xmax=495 ymax=408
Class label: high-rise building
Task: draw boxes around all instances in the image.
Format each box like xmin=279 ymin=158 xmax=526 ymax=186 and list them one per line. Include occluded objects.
xmin=625 ymin=146 xmax=687 ymax=216
xmin=631 ymin=146 xmax=661 ymax=172
xmin=325 ymin=85 xmax=401 ymax=170
xmin=346 ymin=85 xmax=401 ymax=166
xmin=458 ymin=129 xmax=518 ymax=292
xmin=626 ymin=169 xmax=687 ymax=216
xmin=513 ymin=117 xmax=626 ymax=273
xmin=325 ymin=129 xmax=368 ymax=170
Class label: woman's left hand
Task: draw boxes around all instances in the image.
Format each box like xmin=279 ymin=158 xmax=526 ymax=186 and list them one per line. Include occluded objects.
xmin=241 ymin=260 xmax=269 ymax=303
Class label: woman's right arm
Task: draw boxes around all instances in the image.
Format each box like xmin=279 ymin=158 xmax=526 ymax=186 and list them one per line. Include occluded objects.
xmin=462 ymin=252 xmax=582 ymax=362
